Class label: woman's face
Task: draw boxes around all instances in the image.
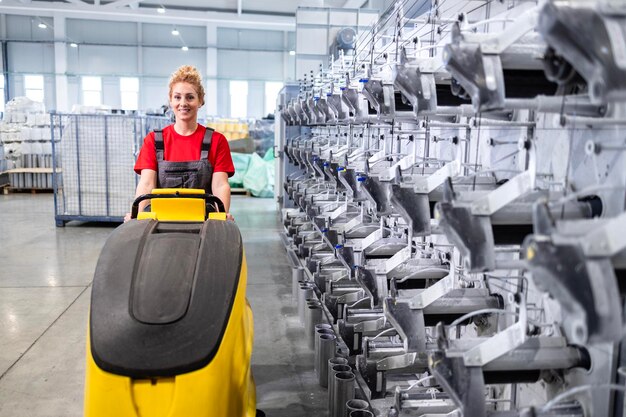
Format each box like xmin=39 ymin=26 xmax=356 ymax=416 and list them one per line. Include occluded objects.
xmin=170 ymin=82 xmax=202 ymax=123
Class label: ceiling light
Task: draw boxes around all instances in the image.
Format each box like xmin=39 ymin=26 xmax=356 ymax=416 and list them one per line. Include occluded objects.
xmin=171 ymin=28 xmax=179 ymax=36
xmin=289 ymin=50 xmax=296 ymax=56
xmin=182 ymin=46 xmax=189 ymax=51
xmin=38 ymin=22 xmax=47 ymax=29
xmin=70 ymin=43 xmax=78 ymax=48
xmin=157 ymin=6 xmax=165 ymax=13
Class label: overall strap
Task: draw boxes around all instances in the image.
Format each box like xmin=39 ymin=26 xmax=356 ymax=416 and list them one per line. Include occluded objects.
xmin=154 ymin=130 xmax=164 ymax=162
xmin=200 ymin=128 xmax=214 ymax=160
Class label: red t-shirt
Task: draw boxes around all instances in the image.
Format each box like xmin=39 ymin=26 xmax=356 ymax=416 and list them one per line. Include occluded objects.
xmin=134 ymin=124 xmax=235 ymax=177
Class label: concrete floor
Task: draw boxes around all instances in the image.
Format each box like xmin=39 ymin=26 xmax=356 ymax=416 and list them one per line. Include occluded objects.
xmin=0 ymin=194 xmax=327 ymax=416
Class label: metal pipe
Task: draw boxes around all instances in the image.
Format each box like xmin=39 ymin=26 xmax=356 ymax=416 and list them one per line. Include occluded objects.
xmin=420 ymin=105 xmax=476 ymax=117
xmin=317 ymin=333 xmax=337 ymax=387
xmin=502 ymin=97 xmax=603 ymax=116
xmin=331 ymin=371 xmax=355 ymax=417
xmin=305 ymin=300 xmax=323 ymax=349
xmin=298 ymin=281 xmax=315 ymax=325
xmin=423 ymin=121 xmax=471 ymax=129
xmin=561 ymin=115 xmax=626 ymax=127
xmin=292 ymin=267 xmax=304 ymax=302
xmin=346 ymin=399 xmax=370 ymax=416
xmin=328 ymin=363 xmax=351 ymax=413
xmin=472 ymin=119 xmax=535 ymax=127
xmin=349 ymin=411 xmax=374 ymax=417
xmin=315 ymin=325 xmax=334 ymax=379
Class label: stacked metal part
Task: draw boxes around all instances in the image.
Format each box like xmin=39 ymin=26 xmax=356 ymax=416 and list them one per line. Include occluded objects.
xmin=278 ymin=0 xmax=626 ymax=416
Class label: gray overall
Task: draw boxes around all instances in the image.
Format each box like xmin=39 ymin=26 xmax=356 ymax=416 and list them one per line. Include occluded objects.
xmin=154 ymin=127 xmax=215 ymax=194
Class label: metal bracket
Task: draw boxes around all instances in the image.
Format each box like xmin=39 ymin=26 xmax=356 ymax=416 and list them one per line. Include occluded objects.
xmin=329 ymin=204 xmax=347 ymax=221
xmin=582 ymin=211 xmax=626 ymax=257
xmin=337 ymin=289 xmax=366 ymax=303
xmin=430 ymin=348 xmax=487 ymax=417
xmin=471 ymin=170 xmax=535 ymax=216
xmin=384 ymin=297 xmax=427 ymax=352
xmin=463 ymin=296 xmax=527 ymax=367
xmin=361 ymin=178 xmax=393 ymax=215
xmin=390 ymin=184 xmax=432 ymax=236
xmin=353 ymin=228 xmax=384 ymax=252
xmin=376 ymin=352 xmax=418 ymax=371
xmin=340 ymin=216 xmax=363 ymax=233
xmin=480 ymin=6 xmax=540 ymax=54
xmin=380 ymin=154 xmax=417 ymax=181
xmin=414 ymin=160 xmax=462 ymax=194
xmin=409 ymin=262 xmax=455 ymax=309
xmin=369 ymin=149 xmax=387 ymax=165
xmin=376 ymin=245 xmax=412 ymax=274
xmin=354 ymin=316 xmax=386 ymax=332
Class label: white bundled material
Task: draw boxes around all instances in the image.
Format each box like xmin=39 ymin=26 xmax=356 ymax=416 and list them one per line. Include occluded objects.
xmin=9 ymin=113 xmax=27 ymax=124
xmin=0 ymin=128 xmax=20 ymax=143
xmin=26 ymin=113 xmax=50 ymax=127
xmin=4 ymin=97 xmax=45 ymax=125
xmin=19 ymin=127 xmax=32 ymax=141
xmin=60 ymin=115 xmax=137 ymax=217
xmin=31 ymin=128 xmax=43 ymax=141
xmin=0 ymin=97 xmax=58 ymax=178
xmin=4 ymin=143 xmax=22 ymax=160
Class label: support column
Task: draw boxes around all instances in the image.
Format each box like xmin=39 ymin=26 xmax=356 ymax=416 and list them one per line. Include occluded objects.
xmin=137 ymin=22 xmax=144 ymax=110
xmin=53 ymin=14 xmax=69 ymax=111
xmin=205 ymin=23 xmax=218 ymax=117
xmin=283 ymin=31 xmax=289 ymax=82
xmin=1 ymin=15 xmax=9 ymax=104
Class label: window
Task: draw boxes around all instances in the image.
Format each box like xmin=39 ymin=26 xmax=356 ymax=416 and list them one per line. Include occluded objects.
xmin=229 ymin=80 xmax=248 ymax=119
xmin=264 ymin=81 xmax=283 ymax=117
xmin=0 ymin=74 xmax=5 ymax=113
xmin=120 ymin=77 xmax=139 ymax=111
xmin=82 ymin=76 xmax=102 ymax=106
xmin=24 ymin=75 xmax=44 ymax=103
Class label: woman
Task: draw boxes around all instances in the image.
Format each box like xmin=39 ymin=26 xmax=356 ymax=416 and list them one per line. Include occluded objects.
xmin=128 ymin=65 xmax=234 ymax=221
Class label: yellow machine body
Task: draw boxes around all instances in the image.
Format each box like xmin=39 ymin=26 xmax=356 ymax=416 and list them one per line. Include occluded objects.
xmin=84 ymin=189 xmax=256 ymax=417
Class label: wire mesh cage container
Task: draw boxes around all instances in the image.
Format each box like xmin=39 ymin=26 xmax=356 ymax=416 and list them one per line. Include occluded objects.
xmin=51 ymin=113 xmax=169 ymax=226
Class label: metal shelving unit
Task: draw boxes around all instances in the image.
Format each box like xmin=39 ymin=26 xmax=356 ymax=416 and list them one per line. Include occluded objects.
xmin=51 ymin=113 xmax=168 ymax=226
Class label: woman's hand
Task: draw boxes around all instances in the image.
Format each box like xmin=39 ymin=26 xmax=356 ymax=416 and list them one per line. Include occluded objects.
xmin=124 ymin=213 xmax=132 ymax=223
xmin=226 ymin=213 xmax=234 ymax=221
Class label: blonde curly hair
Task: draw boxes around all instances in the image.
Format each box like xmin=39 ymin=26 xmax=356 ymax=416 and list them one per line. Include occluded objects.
xmin=168 ymin=65 xmax=205 ymax=106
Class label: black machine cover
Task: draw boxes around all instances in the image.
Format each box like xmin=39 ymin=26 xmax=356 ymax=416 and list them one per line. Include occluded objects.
xmin=89 ymin=219 xmax=243 ymax=378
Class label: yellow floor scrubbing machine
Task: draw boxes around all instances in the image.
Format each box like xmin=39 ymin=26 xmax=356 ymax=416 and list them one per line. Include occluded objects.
xmin=84 ymin=188 xmax=258 ymax=417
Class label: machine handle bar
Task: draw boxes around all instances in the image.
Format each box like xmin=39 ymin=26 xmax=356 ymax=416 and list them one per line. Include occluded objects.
xmin=131 ymin=192 xmax=226 ymax=219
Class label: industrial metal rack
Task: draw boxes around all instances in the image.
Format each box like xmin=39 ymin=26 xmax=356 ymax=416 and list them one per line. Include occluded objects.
xmin=51 ymin=113 xmax=168 ymax=226
xmin=277 ymin=1 xmax=626 ymax=416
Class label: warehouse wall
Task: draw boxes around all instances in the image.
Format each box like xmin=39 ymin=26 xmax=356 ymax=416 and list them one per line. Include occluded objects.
xmin=0 ymin=14 xmax=297 ymax=118
xmin=216 ymin=28 xmax=294 ymax=118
